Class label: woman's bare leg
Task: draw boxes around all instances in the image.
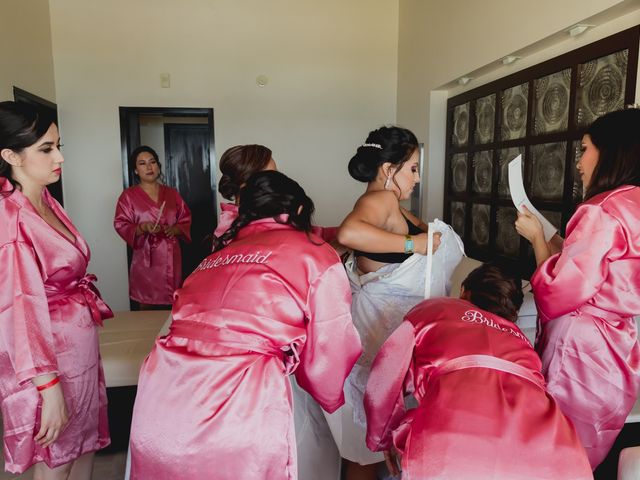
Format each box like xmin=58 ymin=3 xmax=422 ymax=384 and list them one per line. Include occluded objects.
xmin=32 ymin=461 xmax=72 ymax=480
xmin=68 ymin=452 xmax=96 ymax=480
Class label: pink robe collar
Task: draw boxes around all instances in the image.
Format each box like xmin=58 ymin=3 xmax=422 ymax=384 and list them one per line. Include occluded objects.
xmin=0 ymin=177 xmax=89 ymax=260
xmin=235 ymin=215 xmax=293 ymax=240
xmin=584 ymin=184 xmax=637 ymax=205
xmin=132 ymin=183 xmax=168 ymax=208
xmin=220 ymin=202 xmax=238 ymax=214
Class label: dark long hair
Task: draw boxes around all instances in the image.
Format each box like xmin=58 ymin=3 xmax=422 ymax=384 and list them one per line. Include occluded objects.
xmin=0 ymin=101 xmax=56 ymax=193
xmin=218 ymin=144 xmax=273 ymax=201
xmin=128 ymin=145 xmax=163 ymax=184
xmin=584 ymin=107 xmax=640 ymax=200
xmin=461 ymin=263 xmax=524 ymax=322
xmin=348 ymin=126 xmax=418 ymax=189
xmin=213 ymin=170 xmax=315 ymax=251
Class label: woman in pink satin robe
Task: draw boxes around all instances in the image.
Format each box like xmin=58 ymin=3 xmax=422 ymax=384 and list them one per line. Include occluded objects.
xmin=0 ymin=101 xmax=112 ymax=478
xmin=364 ymin=263 xmax=592 ymax=480
xmin=516 ymin=108 xmax=640 ymax=468
xmin=214 ymin=144 xmax=337 ymax=241
xmin=129 ymin=170 xmax=362 ymax=480
xmin=114 ymin=146 xmax=191 ymax=308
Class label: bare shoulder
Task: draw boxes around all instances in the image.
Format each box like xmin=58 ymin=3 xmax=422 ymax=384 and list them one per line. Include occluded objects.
xmin=353 ymin=190 xmax=398 ymax=212
xmin=343 ymin=190 xmax=398 ymax=227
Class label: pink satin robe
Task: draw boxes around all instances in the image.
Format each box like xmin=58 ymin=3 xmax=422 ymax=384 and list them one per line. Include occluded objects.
xmin=214 ymin=202 xmax=338 ymax=243
xmin=129 ymin=218 xmax=362 ymax=480
xmin=532 ymin=185 xmax=640 ymax=468
xmin=114 ymin=185 xmax=191 ymax=305
xmin=0 ymin=178 xmax=112 ymax=474
xmin=365 ymin=298 xmax=592 ymax=480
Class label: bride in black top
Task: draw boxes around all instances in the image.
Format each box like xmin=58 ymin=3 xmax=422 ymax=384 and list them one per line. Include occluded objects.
xmin=338 ymin=126 xmax=439 ymax=274
xmin=334 ymin=126 xmax=441 ymax=480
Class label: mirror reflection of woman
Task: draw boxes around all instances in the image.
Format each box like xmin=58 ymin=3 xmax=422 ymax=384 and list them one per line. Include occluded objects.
xmin=114 ymin=146 xmax=192 ymax=309
xmin=0 ymin=101 xmax=112 ymax=479
xmin=515 ymin=108 xmax=640 ymax=469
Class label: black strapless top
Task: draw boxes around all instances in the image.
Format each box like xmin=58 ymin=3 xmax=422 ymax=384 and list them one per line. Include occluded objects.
xmin=354 ymin=215 xmax=423 ymax=264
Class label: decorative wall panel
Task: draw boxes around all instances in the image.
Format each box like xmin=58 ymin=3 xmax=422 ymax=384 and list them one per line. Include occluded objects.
xmin=444 ymin=27 xmax=638 ymax=277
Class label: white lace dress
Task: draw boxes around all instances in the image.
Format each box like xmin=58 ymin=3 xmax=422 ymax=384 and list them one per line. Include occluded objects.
xmin=324 ymin=220 xmax=464 ymax=464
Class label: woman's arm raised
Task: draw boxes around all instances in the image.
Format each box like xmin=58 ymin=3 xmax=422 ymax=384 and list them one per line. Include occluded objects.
xmin=337 ymin=191 xmax=438 ymax=255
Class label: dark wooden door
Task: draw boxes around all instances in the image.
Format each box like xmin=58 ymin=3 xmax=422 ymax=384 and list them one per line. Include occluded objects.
xmin=164 ymin=123 xmax=216 ymax=279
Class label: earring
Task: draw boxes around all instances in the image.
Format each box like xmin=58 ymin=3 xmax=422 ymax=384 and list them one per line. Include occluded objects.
xmin=384 ymin=176 xmax=391 ymax=190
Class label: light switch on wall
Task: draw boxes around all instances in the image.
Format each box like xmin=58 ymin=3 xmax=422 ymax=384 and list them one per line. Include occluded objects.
xmin=160 ymin=73 xmax=170 ymax=88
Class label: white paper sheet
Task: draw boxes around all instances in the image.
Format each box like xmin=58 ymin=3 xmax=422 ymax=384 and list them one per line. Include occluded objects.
xmin=508 ymin=155 xmax=557 ymax=241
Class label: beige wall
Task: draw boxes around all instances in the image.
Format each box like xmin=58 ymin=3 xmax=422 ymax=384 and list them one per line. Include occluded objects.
xmin=397 ymin=0 xmax=640 ymax=220
xmin=0 ymin=0 xmax=56 ymax=102
xmin=49 ymin=0 xmax=400 ymax=309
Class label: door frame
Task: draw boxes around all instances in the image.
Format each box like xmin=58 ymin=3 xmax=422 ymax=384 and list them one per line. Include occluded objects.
xmin=118 ymin=107 xmax=216 ymax=310
xmin=118 ymin=106 xmax=216 ymax=194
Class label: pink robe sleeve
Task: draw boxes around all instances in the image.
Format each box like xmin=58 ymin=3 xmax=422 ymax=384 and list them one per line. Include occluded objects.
xmin=364 ymin=321 xmax=415 ymax=451
xmin=531 ymin=205 xmax=626 ymax=320
xmin=296 ymin=262 xmax=362 ymax=413
xmin=113 ymin=193 xmax=141 ymax=248
xmin=214 ymin=203 xmax=238 ymax=238
xmin=310 ymin=226 xmax=338 ymax=244
xmin=173 ymin=191 xmax=192 ymax=243
xmin=0 ymin=242 xmax=59 ymax=384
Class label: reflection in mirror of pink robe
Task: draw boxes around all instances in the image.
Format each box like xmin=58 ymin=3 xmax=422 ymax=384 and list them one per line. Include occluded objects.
xmin=214 ymin=202 xmax=337 ymax=243
xmin=0 ymin=178 xmax=112 ymax=474
xmin=129 ymin=218 xmax=361 ymax=480
xmin=532 ymin=185 xmax=640 ymax=468
xmin=114 ymin=185 xmax=191 ymax=305
xmin=365 ymin=298 xmax=592 ymax=480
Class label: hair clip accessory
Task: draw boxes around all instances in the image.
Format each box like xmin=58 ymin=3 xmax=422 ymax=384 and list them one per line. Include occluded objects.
xmin=361 ymin=143 xmax=383 ymax=149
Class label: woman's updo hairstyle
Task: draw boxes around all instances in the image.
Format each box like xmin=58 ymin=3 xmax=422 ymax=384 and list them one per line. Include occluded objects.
xmin=218 ymin=144 xmax=273 ymax=201
xmin=0 ymin=101 xmax=56 ymax=193
xmin=213 ymin=170 xmax=315 ymax=251
xmin=348 ymin=126 xmax=418 ymax=183
xmin=461 ymin=262 xmax=524 ymax=323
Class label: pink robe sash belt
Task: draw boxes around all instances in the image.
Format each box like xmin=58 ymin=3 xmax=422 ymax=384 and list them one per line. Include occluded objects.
xmin=424 ymin=354 xmax=545 ymax=397
xmin=141 ymin=234 xmax=175 ymax=268
xmin=169 ymin=320 xmax=301 ymax=374
xmin=540 ymin=303 xmax=625 ymax=326
xmin=391 ymin=354 xmax=546 ymax=455
xmin=578 ymin=304 xmax=629 ymax=323
xmin=46 ymin=274 xmax=113 ymax=326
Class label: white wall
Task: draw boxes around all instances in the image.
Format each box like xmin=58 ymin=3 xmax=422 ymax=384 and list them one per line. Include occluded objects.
xmin=0 ymin=0 xmax=56 ymax=102
xmin=49 ymin=0 xmax=400 ymax=310
xmin=396 ymin=0 xmax=640 ymax=221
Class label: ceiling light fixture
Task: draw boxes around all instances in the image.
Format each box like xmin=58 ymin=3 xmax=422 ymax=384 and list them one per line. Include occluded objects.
xmin=566 ymin=24 xmax=594 ymax=37
xmin=501 ymin=55 xmax=520 ymax=65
